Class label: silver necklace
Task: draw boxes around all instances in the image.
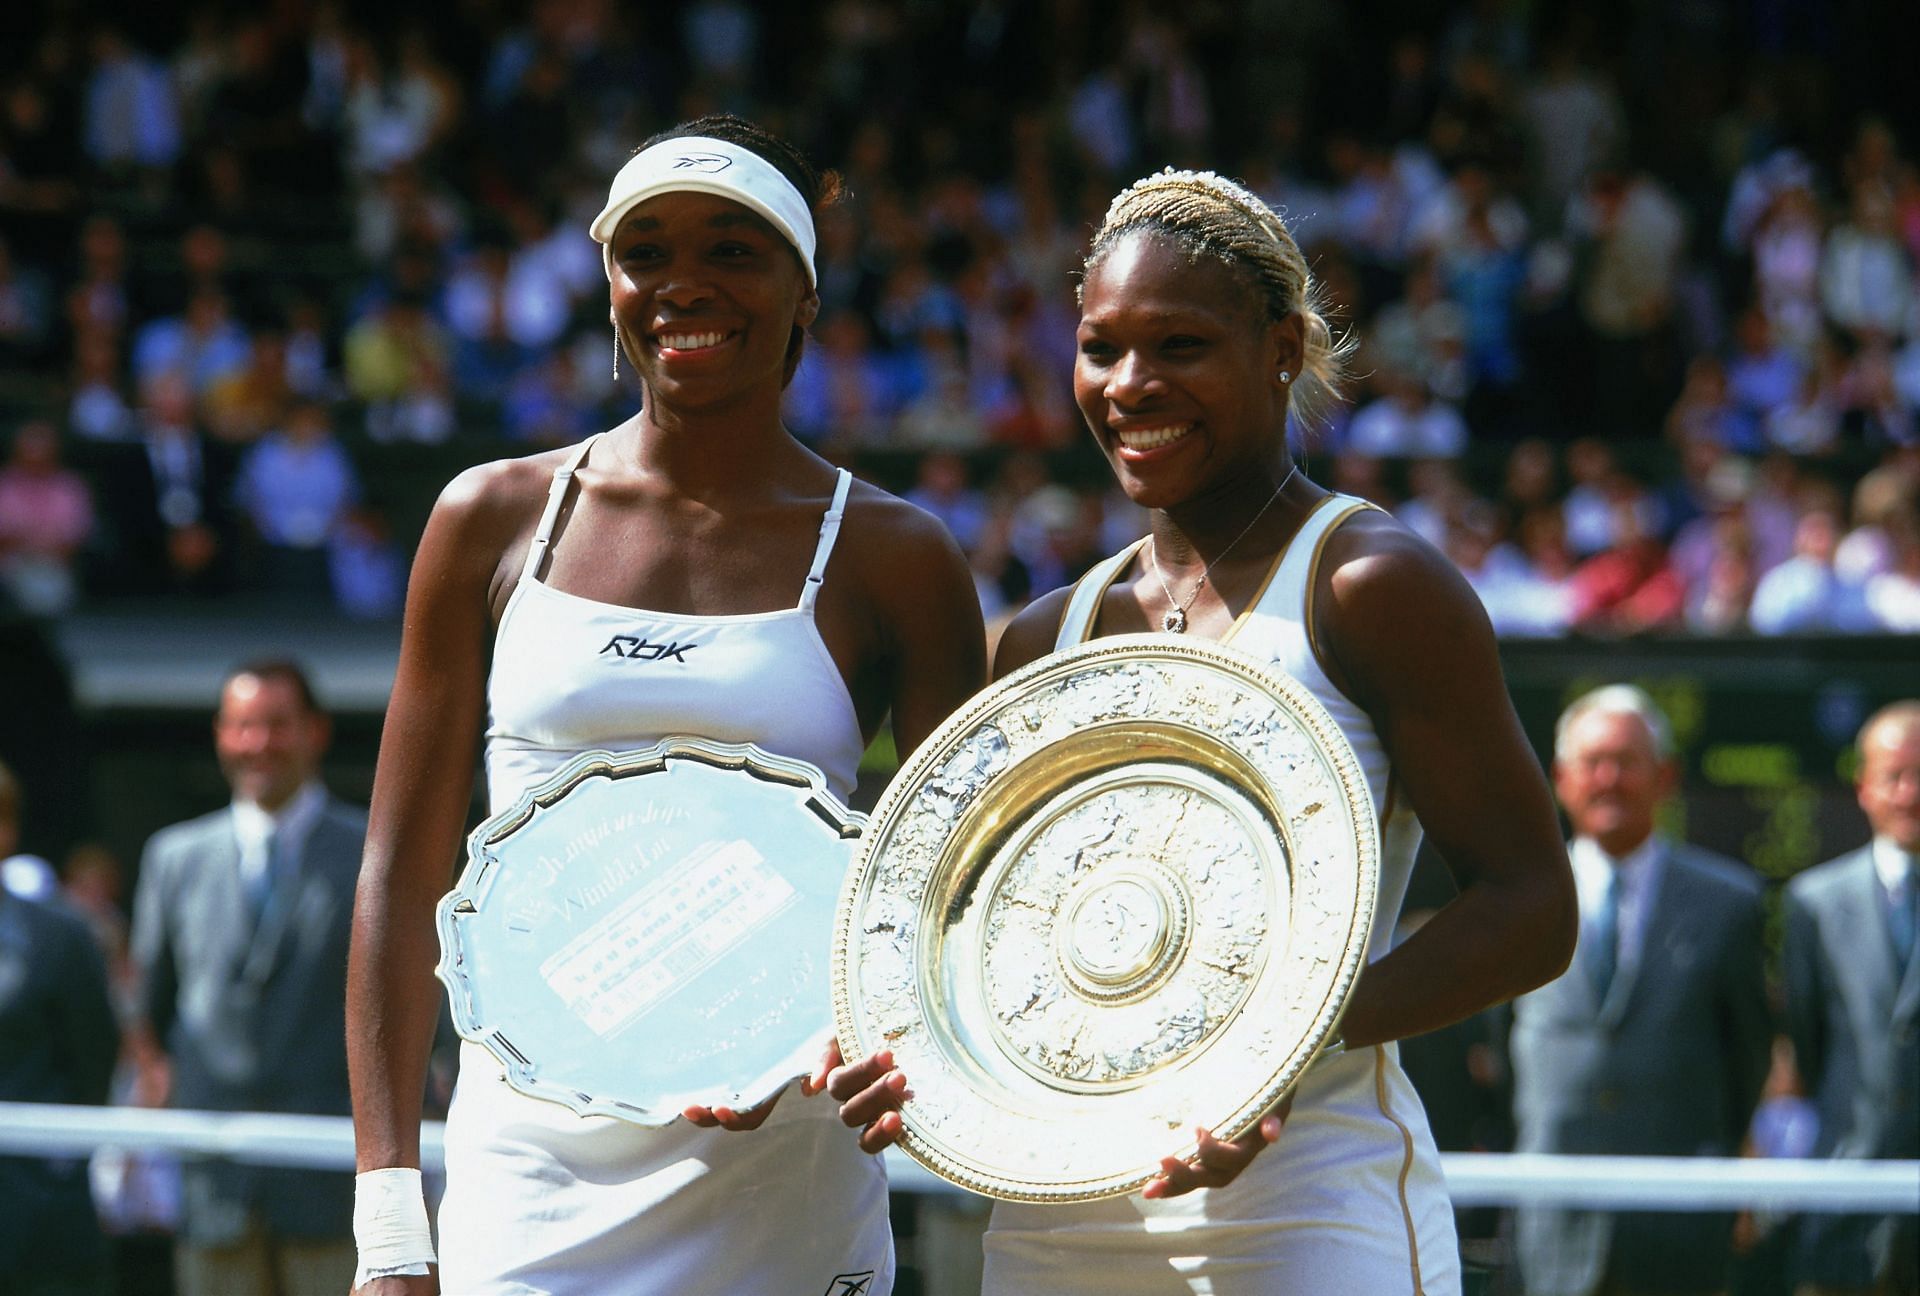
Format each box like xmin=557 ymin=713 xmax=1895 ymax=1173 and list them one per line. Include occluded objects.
xmin=1146 ymin=465 xmax=1298 ymax=633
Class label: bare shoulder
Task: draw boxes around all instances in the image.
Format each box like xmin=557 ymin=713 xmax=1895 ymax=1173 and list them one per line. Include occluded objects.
xmin=993 ymin=585 xmax=1075 ymax=679
xmin=431 ymin=447 xmax=570 ymax=538
xmin=1320 ymin=507 xmax=1477 ymax=614
xmin=840 ymin=478 xmax=963 ymax=561
xmin=1313 ymin=505 xmax=1496 ymax=704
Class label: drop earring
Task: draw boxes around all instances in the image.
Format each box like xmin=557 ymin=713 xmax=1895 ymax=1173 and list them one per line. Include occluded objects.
xmin=612 ymin=321 xmax=622 ymax=380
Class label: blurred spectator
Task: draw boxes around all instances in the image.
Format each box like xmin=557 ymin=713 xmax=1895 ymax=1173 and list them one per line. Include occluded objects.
xmin=328 ymin=505 xmax=406 ymax=619
xmin=67 ymin=328 xmax=134 ymax=443
xmin=0 ymin=234 xmax=53 ymax=366
xmin=1785 ymin=701 xmax=1920 ymax=1296
xmin=1446 ymin=498 xmax=1572 ymax=636
xmin=0 ymin=759 xmax=119 ymax=1296
xmin=0 ymin=419 xmax=94 ymax=617
xmin=1835 ymin=460 xmax=1918 ymax=585
xmin=83 ymin=25 xmax=183 ymax=175
xmin=1570 ymin=165 xmax=1688 ymax=435
xmin=1822 ymin=183 xmax=1914 ymax=346
xmin=502 ymin=349 xmax=595 ymax=446
xmin=130 ymin=662 xmax=364 ymax=1296
xmin=1344 ymin=370 xmax=1468 ymax=459
xmin=1370 ymin=256 xmax=1471 ymax=403
xmin=1749 ymin=501 xmax=1878 ymax=634
xmin=1864 ymin=507 xmax=1920 ymax=631
xmin=131 ymin=287 xmax=253 ymax=400
xmin=1725 ymin=305 xmax=1804 ymax=449
xmin=785 ymin=309 xmax=900 ymax=446
xmin=1519 ymin=32 xmax=1622 ymax=221
xmin=344 ymin=290 xmax=454 ymax=443
xmin=1766 ymin=340 xmax=1847 ymax=457
xmin=1569 ymin=500 xmax=1684 ymax=633
xmin=85 ymin=369 xmax=239 ymax=596
xmin=905 ymin=451 xmax=989 ymax=553
xmin=237 ymin=402 xmax=362 ymax=596
xmin=1513 ymin=685 xmax=1771 ymax=1296
xmin=63 ymin=216 xmax=131 ymax=346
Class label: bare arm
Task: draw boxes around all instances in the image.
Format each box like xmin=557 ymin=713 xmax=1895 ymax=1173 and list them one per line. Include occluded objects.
xmin=1317 ymin=518 xmax=1577 ymax=1048
xmin=989 ymin=586 xmax=1075 ymax=680
xmin=876 ymin=506 xmax=990 ymax=757
xmin=347 ymin=465 xmax=521 ymax=1173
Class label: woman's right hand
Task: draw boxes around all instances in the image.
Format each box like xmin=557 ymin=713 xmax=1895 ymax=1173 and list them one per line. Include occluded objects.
xmin=823 ymin=1045 xmax=910 ymax=1153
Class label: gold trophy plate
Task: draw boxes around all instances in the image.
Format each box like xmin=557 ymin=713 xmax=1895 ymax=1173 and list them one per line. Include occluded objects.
xmin=832 ymin=635 xmax=1378 ymax=1201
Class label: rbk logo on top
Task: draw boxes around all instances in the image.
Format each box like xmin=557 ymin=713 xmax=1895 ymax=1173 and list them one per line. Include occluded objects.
xmin=672 ymin=153 xmax=732 ymax=172
xmin=599 ymin=635 xmax=697 ymax=663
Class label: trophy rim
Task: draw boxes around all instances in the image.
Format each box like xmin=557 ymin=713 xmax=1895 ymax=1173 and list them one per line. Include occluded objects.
xmin=437 ymin=737 xmax=863 ymax=1126
xmin=832 ymin=634 xmax=1380 ymax=1201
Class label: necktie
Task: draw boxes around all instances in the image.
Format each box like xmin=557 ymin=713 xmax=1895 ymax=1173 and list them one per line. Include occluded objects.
xmin=1588 ymin=869 xmax=1620 ymax=999
xmin=248 ymin=826 xmax=285 ymax=921
xmin=1891 ymin=867 xmax=1918 ymax=968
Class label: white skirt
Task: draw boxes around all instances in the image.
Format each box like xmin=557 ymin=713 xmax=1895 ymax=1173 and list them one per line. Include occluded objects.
xmin=982 ymin=1045 xmax=1460 ymax=1296
xmin=437 ymin=1044 xmax=894 ymax=1296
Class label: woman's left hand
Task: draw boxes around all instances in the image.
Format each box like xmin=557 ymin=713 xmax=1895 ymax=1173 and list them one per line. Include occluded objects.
xmin=1140 ymin=1094 xmax=1294 ymax=1200
xmin=682 ymin=1088 xmax=785 ymax=1132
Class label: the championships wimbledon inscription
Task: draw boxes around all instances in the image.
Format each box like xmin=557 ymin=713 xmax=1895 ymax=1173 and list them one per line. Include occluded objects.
xmin=539 ymin=837 xmax=798 ymax=1038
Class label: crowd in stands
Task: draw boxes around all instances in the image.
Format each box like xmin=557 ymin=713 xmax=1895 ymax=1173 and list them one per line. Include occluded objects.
xmin=2 ymin=0 xmax=1918 ymax=636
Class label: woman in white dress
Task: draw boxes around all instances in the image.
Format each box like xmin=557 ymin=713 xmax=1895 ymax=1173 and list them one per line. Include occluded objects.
xmin=345 ymin=115 xmax=986 ymax=1295
xmin=830 ymin=169 xmax=1577 ymax=1295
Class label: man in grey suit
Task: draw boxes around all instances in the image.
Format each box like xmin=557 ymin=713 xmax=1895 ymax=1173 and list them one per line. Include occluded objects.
xmin=132 ymin=660 xmax=364 ymax=1296
xmin=1785 ymin=700 xmax=1920 ymax=1296
xmin=1512 ymin=684 xmax=1772 ymax=1296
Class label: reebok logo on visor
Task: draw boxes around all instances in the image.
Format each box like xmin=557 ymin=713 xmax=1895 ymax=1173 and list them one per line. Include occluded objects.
xmin=672 ymin=154 xmax=733 ymax=173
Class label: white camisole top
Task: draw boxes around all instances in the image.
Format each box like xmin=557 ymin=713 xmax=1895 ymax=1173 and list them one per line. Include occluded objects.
xmin=982 ymin=493 xmax=1461 ymax=1296
xmin=437 ymin=435 xmax=894 ymax=1296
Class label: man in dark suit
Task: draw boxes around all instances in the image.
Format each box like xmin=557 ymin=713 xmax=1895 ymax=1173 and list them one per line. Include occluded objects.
xmin=1512 ymin=684 xmax=1772 ymax=1296
xmin=0 ymin=759 xmax=121 ymax=1296
xmin=131 ymin=661 xmax=364 ymax=1296
xmin=1785 ymin=701 xmax=1920 ymax=1296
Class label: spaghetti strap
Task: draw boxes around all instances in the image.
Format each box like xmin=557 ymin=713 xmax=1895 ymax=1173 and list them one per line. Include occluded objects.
xmin=520 ymin=435 xmax=601 ymax=585
xmin=1054 ymin=539 xmax=1145 ymax=650
xmin=798 ymin=469 xmax=854 ymax=613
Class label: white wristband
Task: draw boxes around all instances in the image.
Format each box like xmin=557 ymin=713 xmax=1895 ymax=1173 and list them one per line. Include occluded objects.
xmin=353 ymin=1168 xmax=436 ymax=1284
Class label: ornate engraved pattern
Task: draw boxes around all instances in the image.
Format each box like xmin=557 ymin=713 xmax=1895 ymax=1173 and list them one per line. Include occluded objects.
xmin=833 ymin=635 xmax=1378 ymax=1201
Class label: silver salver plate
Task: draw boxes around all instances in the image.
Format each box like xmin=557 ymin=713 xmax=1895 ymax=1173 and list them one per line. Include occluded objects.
xmin=436 ymin=739 xmax=862 ymax=1124
xmin=832 ymin=634 xmax=1379 ymax=1201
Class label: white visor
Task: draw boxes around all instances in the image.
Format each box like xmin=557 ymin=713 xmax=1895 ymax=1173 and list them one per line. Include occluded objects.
xmin=590 ymin=135 xmax=817 ymax=287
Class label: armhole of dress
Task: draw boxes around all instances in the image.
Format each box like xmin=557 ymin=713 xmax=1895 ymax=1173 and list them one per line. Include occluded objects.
xmin=798 ymin=468 xmax=854 ymax=614
xmin=1054 ymin=539 xmax=1145 ymax=650
xmin=519 ymin=435 xmax=601 ymax=586
xmin=1302 ymin=499 xmax=1382 ymax=688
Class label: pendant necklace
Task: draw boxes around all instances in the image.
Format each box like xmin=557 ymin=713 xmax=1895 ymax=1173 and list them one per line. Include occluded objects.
xmin=1146 ymin=465 xmax=1298 ymax=634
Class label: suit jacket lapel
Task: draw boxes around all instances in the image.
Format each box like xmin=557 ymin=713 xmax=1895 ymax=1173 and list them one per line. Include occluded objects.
xmin=1839 ymin=856 xmax=1902 ymax=1022
xmin=1598 ymin=840 xmax=1668 ymax=1028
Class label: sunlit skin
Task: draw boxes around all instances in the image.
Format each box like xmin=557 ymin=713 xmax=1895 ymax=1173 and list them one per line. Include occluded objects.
xmin=1552 ymin=709 xmax=1678 ymax=859
xmin=1073 ymin=235 xmax=1306 ymax=587
xmin=213 ymin=673 xmax=329 ymax=812
xmin=828 ymin=227 xmax=1576 ymax=1202
xmin=609 ymin=192 xmax=817 ymax=440
xmin=350 ymin=164 xmax=986 ymax=1294
xmin=1857 ymin=712 xmax=1920 ymax=851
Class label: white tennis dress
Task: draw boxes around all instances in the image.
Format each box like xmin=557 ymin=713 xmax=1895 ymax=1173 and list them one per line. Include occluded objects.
xmin=982 ymin=494 xmax=1462 ymax=1296
xmin=437 ymin=436 xmax=893 ymax=1296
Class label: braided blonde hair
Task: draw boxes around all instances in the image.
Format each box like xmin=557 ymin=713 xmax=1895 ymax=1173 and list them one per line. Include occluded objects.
xmin=1084 ymin=168 xmax=1354 ymax=431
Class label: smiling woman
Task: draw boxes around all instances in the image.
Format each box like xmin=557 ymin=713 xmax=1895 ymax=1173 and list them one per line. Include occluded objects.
xmin=827 ymin=169 xmax=1578 ymax=1296
xmin=343 ymin=116 xmax=986 ymax=1296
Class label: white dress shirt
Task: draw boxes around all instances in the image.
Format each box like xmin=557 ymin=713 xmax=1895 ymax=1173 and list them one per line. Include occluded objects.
xmin=230 ymin=781 xmax=326 ymax=901
xmin=1569 ymin=834 xmax=1664 ymax=978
